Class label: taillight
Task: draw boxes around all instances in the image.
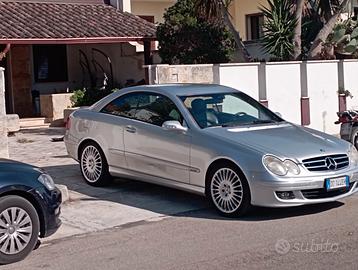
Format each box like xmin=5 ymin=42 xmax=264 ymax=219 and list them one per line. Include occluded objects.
xmin=65 ymin=117 xmax=71 ymax=130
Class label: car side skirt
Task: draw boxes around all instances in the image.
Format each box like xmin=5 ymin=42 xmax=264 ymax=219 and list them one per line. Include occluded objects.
xmin=109 ymin=166 xmax=206 ymax=196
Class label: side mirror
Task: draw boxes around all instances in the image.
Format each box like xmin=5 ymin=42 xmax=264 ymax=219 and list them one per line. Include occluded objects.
xmin=275 ymin=112 xmax=282 ymax=118
xmin=162 ymin=120 xmax=188 ymax=132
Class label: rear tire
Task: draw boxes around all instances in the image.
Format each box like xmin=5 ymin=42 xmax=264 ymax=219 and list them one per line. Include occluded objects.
xmin=206 ymin=162 xmax=251 ymax=217
xmin=0 ymin=195 xmax=40 ymax=265
xmin=79 ymin=142 xmax=112 ymax=187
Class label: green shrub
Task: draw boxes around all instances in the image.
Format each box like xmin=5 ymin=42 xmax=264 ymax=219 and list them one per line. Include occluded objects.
xmin=157 ymin=0 xmax=235 ymax=64
xmin=70 ymin=89 xmax=86 ymax=107
xmin=70 ymin=88 xmax=117 ymax=107
xmin=260 ymin=0 xmax=297 ymax=61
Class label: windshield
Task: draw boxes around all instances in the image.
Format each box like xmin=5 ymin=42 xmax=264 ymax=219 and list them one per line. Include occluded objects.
xmin=180 ymin=92 xmax=283 ymax=128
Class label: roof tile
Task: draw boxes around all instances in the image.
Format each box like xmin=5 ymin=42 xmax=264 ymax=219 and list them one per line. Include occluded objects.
xmin=0 ymin=1 xmax=156 ymax=42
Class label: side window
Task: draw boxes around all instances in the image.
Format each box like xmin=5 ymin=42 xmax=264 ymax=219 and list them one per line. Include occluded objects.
xmin=101 ymin=92 xmax=183 ymax=126
xmin=134 ymin=93 xmax=183 ymax=126
xmin=101 ymin=93 xmax=149 ymax=118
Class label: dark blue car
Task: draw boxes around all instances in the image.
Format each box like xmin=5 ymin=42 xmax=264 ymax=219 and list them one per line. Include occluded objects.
xmin=0 ymin=159 xmax=61 ymax=264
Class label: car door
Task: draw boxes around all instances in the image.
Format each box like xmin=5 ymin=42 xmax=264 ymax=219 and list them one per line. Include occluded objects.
xmin=123 ymin=92 xmax=191 ymax=183
xmin=100 ymin=93 xmax=145 ymax=171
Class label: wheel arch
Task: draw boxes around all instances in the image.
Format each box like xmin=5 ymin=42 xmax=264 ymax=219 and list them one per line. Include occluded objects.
xmin=0 ymin=191 xmax=46 ymax=237
xmin=205 ymin=158 xmax=250 ymax=196
xmin=77 ymin=138 xmax=103 ymax=160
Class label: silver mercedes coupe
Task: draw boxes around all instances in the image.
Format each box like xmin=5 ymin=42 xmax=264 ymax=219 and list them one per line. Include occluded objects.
xmin=64 ymin=84 xmax=358 ymax=217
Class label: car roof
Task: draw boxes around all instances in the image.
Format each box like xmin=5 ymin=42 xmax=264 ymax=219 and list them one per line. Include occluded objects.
xmin=90 ymin=84 xmax=240 ymax=111
xmin=123 ymin=84 xmax=239 ymax=96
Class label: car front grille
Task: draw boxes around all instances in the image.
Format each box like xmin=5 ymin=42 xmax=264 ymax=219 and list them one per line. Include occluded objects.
xmin=301 ymin=182 xmax=354 ymax=199
xmin=302 ymin=154 xmax=349 ymax=172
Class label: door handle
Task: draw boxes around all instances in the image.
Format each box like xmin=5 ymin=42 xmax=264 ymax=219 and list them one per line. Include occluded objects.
xmin=125 ymin=126 xmax=137 ymax=133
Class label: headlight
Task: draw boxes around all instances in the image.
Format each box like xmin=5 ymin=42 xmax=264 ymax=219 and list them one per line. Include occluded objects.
xmin=38 ymin=174 xmax=56 ymax=191
xmin=263 ymin=155 xmax=300 ymax=176
xmin=348 ymin=144 xmax=358 ymax=167
xmin=283 ymin=160 xmax=300 ymax=175
xmin=263 ymin=156 xmax=287 ymax=176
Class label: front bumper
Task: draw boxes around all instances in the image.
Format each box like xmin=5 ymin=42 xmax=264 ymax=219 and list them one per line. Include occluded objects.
xmin=250 ymin=166 xmax=358 ymax=207
xmin=30 ymin=186 xmax=62 ymax=238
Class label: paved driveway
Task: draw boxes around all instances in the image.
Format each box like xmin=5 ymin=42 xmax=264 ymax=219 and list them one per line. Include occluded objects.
xmin=9 ymin=128 xmax=208 ymax=241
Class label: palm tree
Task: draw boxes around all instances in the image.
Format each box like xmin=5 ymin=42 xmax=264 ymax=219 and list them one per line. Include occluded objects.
xmin=291 ymin=0 xmax=350 ymax=59
xmin=293 ymin=0 xmax=305 ymax=59
xmin=307 ymin=0 xmax=350 ymax=59
xmin=261 ymin=0 xmax=298 ymax=60
xmin=194 ymin=0 xmax=251 ymax=61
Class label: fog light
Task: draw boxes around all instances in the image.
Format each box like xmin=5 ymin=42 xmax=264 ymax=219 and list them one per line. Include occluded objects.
xmin=276 ymin=191 xmax=295 ymax=200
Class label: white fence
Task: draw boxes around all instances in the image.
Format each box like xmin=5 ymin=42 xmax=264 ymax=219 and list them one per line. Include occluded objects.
xmin=147 ymin=60 xmax=358 ymax=134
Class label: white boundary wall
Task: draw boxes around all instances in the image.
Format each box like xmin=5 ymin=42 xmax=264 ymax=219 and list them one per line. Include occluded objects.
xmin=147 ymin=60 xmax=358 ymax=134
xmin=218 ymin=63 xmax=260 ymax=100
xmin=343 ymin=60 xmax=358 ymax=110
xmin=306 ymin=61 xmax=340 ymax=134
xmin=264 ymin=62 xmax=301 ymax=124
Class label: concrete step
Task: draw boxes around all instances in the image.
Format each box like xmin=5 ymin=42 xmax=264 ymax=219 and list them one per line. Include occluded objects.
xmin=19 ymin=117 xmax=50 ymax=128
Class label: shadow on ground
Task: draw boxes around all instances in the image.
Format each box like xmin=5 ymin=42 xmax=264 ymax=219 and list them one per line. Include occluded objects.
xmin=19 ymin=127 xmax=65 ymax=136
xmin=43 ymin=163 xmax=345 ymax=222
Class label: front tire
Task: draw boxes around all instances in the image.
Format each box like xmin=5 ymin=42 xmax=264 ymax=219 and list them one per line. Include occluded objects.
xmin=0 ymin=196 xmax=40 ymax=265
xmin=80 ymin=142 xmax=112 ymax=187
xmin=207 ymin=163 xmax=251 ymax=217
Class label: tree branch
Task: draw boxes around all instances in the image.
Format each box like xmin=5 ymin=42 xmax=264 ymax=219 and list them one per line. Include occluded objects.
xmin=308 ymin=0 xmax=349 ymax=59
xmin=292 ymin=0 xmax=305 ymax=60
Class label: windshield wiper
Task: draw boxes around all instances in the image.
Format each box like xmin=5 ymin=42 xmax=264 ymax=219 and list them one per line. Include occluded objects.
xmin=219 ymin=122 xmax=240 ymax=127
xmin=221 ymin=120 xmax=276 ymax=127
xmin=251 ymin=120 xmax=276 ymax=124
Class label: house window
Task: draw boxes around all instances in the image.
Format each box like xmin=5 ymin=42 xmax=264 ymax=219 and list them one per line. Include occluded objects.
xmin=33 ymin=45 xmax=68 ymax=83
xmin=138 ymin=15 xmax=155 ymax=24
xmin=246 ymin=13 xmax=264 ymax=41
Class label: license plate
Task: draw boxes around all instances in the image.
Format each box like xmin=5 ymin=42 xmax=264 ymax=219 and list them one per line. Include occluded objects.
xmin=325 ymin=176 xmax=349 ymax=191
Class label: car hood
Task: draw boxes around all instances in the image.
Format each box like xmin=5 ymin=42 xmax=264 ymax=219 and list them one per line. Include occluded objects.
xmin=0 ymin=159 xmax=42 ymax=174
xmin=205 ymin=123 xmax=350 ymax=161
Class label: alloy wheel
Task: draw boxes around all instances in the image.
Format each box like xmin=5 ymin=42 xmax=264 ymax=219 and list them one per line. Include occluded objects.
xmin=81 ymin=145 xmax=103 ymax=183
xmin=0 ymin=207 xmax=33 ymax=255
xmin=210 ymin=168 xmax=243 ymax=214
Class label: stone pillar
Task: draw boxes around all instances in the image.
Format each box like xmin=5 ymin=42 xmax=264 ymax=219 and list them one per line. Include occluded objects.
xmin=0 ymin=67 xmax=9 ymax=158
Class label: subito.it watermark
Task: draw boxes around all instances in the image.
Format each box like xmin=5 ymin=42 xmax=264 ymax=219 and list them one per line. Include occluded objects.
xmin=275 ymin=239 xmax=339 ymax=255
